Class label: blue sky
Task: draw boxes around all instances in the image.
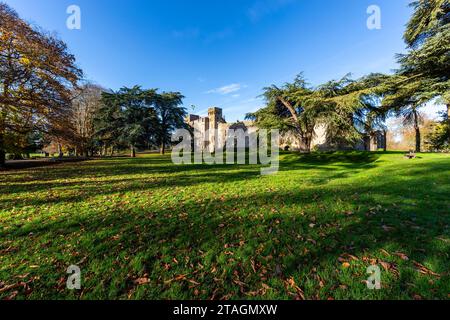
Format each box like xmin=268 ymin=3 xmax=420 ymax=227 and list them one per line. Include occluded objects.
xmin=4 ymin=0 xmax=445 ymax=121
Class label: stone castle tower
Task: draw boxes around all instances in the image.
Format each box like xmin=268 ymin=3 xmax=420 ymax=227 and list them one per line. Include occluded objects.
xmin=207 ymin=107 xmax=225 ymax=149
xmin=186 ymin=107 xmax=227 ymax=151
xmin=208 ymin=107 xmax=223 ymax=130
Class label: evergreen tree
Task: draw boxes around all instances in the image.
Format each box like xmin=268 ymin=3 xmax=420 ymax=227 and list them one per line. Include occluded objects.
xmin=96 ymin=87 xmax=157 ymax=158
xmin=152 ymin=92 xmax=186 ymax=155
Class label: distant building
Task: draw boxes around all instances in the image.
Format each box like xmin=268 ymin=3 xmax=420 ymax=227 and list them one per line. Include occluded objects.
xmin=359 ymin=130 xmax=387 ymax=152
xmin=186 ymin=107 xmax=385 ymax=152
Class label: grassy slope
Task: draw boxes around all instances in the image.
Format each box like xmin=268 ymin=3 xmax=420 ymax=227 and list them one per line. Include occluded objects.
xmin=0 ymin=152 xmax=449 ymax=300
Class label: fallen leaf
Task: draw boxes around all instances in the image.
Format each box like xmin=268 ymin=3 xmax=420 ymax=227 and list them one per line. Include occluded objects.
xmin=133 ymin=278 xmax=149 ymax=285
xmin=188 ymin=279 xmax=200 ymax=286
xmin=412 ymin=261 xmax=441 ymax=277
xmin=175 ymin=274 xmax=187 ymax=281
xmin=0 ymin=282 xmax=26 ymax=294
xmin=5 ymin=291 xmax=19 ymax=300
xmin=379 ymin=261 xmax=391 ymax=272
xmin=393 ymin=252 xmax=409 ymax=261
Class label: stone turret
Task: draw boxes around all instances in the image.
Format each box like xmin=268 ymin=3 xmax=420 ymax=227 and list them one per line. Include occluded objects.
xmin=207 ymin=107 xmax=225 ymax=151
xmin=208 ymin=107 xmax=224 ymax=130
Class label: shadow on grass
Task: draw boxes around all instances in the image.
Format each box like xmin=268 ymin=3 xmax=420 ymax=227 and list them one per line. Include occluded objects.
xmin=1 ymin=155 xmax=448 ymax=299
xmin=0 ymin=153 xmax=390 ymax=209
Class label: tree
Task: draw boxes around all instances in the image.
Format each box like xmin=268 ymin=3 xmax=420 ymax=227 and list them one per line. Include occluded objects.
xmin=380 ymin=75 xmax=428 ymax=152
xmin=425 ymin=121 xmax=450 ymax=151
xmin=400 ymin=105 xmax=424 ymax=152
xmin=248 ymin=73 xmax=390 ymax=152
xmin=0 ymin=3 xmax=82 ymax=166
xmin=387 ymin=115 xmax=436 ymax=151
xmin=152 ymin=92 xmax=186 ymax=155
xmin=247 ymin=75 xmax=319 ymax=152
xmin=94 ymin=90 xmax=122 ymax=156
xmin=96 ymin=87 xmax=157 ymax=158
xmin=400 ymin=0 xmax=450 ymax=117
xmin=71 ymin=83 xmax=104 ymax=156
xmin=373 ymin=1 xmax=449 ymax=153
xmin=424 ymin=105 xmax=450 ymax=151
xmin=404 ymin=0 xmax=449 ymax=48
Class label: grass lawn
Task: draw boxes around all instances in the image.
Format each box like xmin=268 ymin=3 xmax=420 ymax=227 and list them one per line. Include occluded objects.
xmin=0 ymin=152 xmax=449 ymax=300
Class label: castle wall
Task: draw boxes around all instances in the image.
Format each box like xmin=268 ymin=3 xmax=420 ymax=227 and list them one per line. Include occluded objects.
xmin=186 ymin=108 xmax=386 ymax=152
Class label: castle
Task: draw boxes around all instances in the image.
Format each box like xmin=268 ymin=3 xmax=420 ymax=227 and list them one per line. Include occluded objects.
xmin=185 ymin=107 xmax=385 ymax=152
xmin=186 ymin=107 xmax=257 ymax=152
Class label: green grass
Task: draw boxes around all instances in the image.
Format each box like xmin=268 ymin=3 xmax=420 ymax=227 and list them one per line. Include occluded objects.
xmin=0 ymin=151 xmax=449 ymax=300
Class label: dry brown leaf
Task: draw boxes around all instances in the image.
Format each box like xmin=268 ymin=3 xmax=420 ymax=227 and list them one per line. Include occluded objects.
xmin=133 ymin=277 xmax=149 ymax=285
xmin=188 ymin=279 xmax=200 ymax=286
xmin=379 ymin=261 xmax=391 ymax=272
xmin=0 ymin=282 xmax=26 ymax=294
xmin=412 ymin=261 xmax=441 ymax=277
xmin=5 ymin=290 xmax=19 ymax=300
xmin=393 ymin=252 xmax=409 ymax=261
xmin=250 ymin=260 xmax=256 ymax=273
xmin=175 ymin=274 xmax=187 ymax=281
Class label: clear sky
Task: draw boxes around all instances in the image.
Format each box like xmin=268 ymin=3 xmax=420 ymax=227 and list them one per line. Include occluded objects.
xmin=4 ymin=0 xmax=445 ymax=121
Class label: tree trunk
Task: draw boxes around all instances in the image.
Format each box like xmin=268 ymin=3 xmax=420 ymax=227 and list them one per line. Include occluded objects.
xmin=0 ymin=137 xmax=5 ymax=167
xmin=0 ymin=150 xmax=5 ymax=167
xmin=131 ymin=145 xmax=136 ymax=158
xmin=1 ymin=66 xmax=9 ymax=168
xmin=160 ymin=141 xmax=165 ymax=155
xmin=383 ymin=130 xmax=387 ymax=152
xmin=58 ymin=143 xmax=63 ymax=158
xmin=415 ymin=127 xmax=421 ymax=153
xmin=278 ymin=97 xmax=303 ymax=138
xmin=447 ymin=103 xmax=450 ymax=120
xmin=304 ymin=135 xmax=312 ymax=153
xmin=0 ymin=109 xmax=6 ymax=167
xmin=413 ymin=111 xmax=421 ymax=152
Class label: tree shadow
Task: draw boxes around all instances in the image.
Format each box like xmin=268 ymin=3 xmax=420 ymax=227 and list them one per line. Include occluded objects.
xmin=1 ymin=155 xmax=448 ymax=299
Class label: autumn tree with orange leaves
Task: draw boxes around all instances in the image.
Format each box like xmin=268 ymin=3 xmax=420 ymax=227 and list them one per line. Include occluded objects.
xmin=0 ymin=3 xmax=82 ymax=166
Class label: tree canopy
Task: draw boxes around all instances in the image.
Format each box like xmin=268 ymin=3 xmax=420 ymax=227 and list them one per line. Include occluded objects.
xmin=94 ymin=87 xmax=186 ymax=157
xmin=0 ymin=3 xmax=82 ymax=165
